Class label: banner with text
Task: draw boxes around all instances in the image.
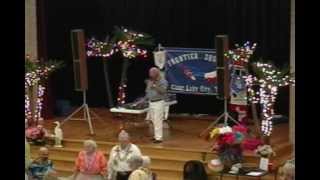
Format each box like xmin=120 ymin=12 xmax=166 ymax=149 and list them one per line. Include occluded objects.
xmin=164 ymin=47 xmax=217 ymax=95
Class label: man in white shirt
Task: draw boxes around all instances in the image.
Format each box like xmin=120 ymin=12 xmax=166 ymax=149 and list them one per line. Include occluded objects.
xmin=107 ymin=130 xmax=142 ymax=180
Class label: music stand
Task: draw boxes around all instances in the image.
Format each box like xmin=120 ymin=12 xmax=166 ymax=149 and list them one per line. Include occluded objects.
xmin=200 ymin=97 xmax=239 ymax=137
xmin=61 ymin=91 xmax=101 ymax=135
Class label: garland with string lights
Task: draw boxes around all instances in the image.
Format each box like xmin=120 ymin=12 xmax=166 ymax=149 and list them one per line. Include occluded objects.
xmin=244 ymin=62 xmax=295 ymax=136
xmin=224 ymin=41 xmax=257 ymax=65
xmin=86 ymin=26 xmax=154 ymax=105
xmin=86 ymin=26 xmax=153 ymax=59
xmin=117 ymin=83 xmax=127 ymax=106
xmin=25 ymin=55 xmax=63 ymax=126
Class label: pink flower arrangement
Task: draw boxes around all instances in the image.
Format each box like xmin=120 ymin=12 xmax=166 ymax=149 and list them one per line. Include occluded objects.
xmin=210 ymin=124 xmax=251 ymax=167
xmin=25 ymin=125 xmax=48 ymax=143
xmin=210 ymin=124 xmax=249 ymax=150
xmin=232 ymin=124 xmax=248 ymax=133
xmin=221 ymin=133 xmax=236 ymax=145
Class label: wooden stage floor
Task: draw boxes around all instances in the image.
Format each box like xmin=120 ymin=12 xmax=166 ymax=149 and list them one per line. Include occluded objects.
xmin=42 ymin=108 xmax=289 ymax=151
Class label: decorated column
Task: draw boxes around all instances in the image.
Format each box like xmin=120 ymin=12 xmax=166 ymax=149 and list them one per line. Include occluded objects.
xmin=25 ymin=0 xmax=39 ymax=126
xmin=25 ymin=57 xmax=62 ymax=127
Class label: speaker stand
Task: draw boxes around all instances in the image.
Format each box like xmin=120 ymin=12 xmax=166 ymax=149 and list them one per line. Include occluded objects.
xmin=61 ymin=91 xmax=100 ymax=135
xmin=200 ymin=98 xmax=239 ymax=137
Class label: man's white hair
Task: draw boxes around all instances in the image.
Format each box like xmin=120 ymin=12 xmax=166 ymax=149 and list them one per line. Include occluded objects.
xmin=83 ymin=139 xmax=97 ymax=149
xmin=39 ymin=147 xmax=49 ymax=153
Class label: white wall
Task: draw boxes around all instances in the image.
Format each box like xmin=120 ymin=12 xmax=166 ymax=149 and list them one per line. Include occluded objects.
xmin=25 ymin=0 xmax=38 ymax=59
xmin=289 ymin=0 xmax=295 ymax=147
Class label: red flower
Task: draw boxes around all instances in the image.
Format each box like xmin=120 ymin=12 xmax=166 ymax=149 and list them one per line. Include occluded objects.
xmin=221 ymin=133 xmax=236 ymax=145
xmin=232 ymin=124 xmax=248 ymax=134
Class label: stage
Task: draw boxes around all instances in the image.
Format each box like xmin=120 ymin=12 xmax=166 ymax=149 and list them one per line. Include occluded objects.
xmin=42 ymin=107 xmax=290 ymax=152
xmin=32 ymin=108 xmax=292 ymax=179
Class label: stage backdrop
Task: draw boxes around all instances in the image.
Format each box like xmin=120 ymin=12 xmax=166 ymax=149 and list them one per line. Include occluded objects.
xmin=164 ymin=48 xmax=217 ymax=95
xmin=44 ymin=0 xmax=290 ymax=115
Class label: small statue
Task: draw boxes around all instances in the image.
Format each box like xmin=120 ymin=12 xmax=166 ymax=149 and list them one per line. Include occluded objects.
xmin=53 ymin=121 xmax=63 ymax=148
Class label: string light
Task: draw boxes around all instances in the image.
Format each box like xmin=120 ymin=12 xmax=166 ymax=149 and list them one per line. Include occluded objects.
xmin=225 ymin=43 xmax=295 ymax=136
xmin=25 ymin=94 xmax=32 ymax=124
xmin=244 ymin=63 xmax=295 ymax=136
xmin=117 ymin=83 xmax=127 ymax=106
xmin=86 ymin=27 xmax=149 ymax=59
xmin=25 ymin=56 xmax=61 ymax=126
xmin=225 ymin=41 xmax=257 ymax=65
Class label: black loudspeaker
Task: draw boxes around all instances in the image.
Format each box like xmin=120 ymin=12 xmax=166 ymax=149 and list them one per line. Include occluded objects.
xmin=215 ymin=35 xmax=230 ymax=99
xmin=71 ymin=29 xmax=88 ymax=91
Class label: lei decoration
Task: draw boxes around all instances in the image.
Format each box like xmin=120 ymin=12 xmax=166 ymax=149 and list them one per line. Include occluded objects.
xmin=113 ymin=144 xmax=133 ymax=166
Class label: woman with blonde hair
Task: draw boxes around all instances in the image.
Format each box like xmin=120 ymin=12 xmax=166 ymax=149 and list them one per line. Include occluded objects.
xmin=128 ymin=155 xmax=153 ymax=180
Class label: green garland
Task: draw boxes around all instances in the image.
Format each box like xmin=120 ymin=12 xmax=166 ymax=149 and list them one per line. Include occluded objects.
xmin=87 ymin=26 xmax=154 ymax=58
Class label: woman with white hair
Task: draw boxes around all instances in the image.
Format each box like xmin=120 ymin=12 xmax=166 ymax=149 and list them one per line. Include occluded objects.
xmin=128 ymin=155 xmax=153 ymax=180
xmin=73 ymin=139 xmax=107 ymax=180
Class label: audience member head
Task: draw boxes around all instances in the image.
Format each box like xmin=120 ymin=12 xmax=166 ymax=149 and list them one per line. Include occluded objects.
xmin=128 ymin=155 xmax=143 ymax=170
xmin=183 ymin=160 xmax=208 ymax=180
xmin=142 ymin=156 xmax=151 ymax=168
xmin=83 ymin=139 xmax=97 ymax=155
xmin=38 ymin=147 xmax=49 ymax=161
xmin=37 ymin=124 xmax=44 ymax=130
xmin=118 ymin=130 xmax=130 ymax=149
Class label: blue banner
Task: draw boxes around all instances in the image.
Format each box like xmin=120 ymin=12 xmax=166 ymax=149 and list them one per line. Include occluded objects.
xmin=164 ymin=47 xmax=217 ymax=95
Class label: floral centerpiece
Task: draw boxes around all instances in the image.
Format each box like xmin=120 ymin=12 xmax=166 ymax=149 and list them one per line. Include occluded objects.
xmin=210 ymin=124 xmax=248 ymax=169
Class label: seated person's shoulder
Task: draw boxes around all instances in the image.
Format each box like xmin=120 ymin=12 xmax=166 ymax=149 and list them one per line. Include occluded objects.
xmin=112 ymin=145 xmax=119 ymax=150
xmin=130 ymin=144 xmax=141 ymax=151
xmin=130 ymin=169 xmax=144 ymax=177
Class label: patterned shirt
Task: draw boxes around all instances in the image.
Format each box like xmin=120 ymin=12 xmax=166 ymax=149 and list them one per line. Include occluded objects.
xmin=28 ymin=159 xmax=54 ymax=180
xmin=145 ymin=78 xmax=168 ymax=101
xmin=108 ymin=144 xmax=142 ymax=179
xmin=75 ymin=150 xmax=107 ymax=175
